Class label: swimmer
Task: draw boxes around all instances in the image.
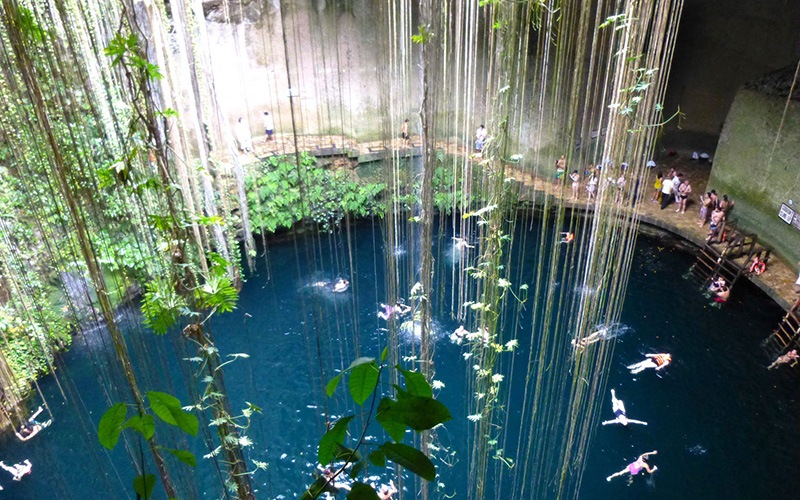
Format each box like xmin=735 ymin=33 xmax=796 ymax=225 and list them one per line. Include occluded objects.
xmin=449 ymin=325 xmax=469 ymax=345
xmin=0 ymin=460 xmax=32 ymax=481
xmin=559 ymin=232 xmax=574 ymax=244
xmin=571 ymin=328 xmax=607 ymax=350
xmin=602 ymin=389 xmax=647 ymax=426
xmin=14 ymin=406 xmax=49 ymax=442
xmin=452 ymin=237 xmax=475 ymax=251
xmin=713 ymin=284 xmax=730 ymax=303
xmin=606 ymin=451 xmax=658 ymax=482
xmin=316 ymin=465 xmax=351 ymax=497
xmin=708 ymin=276 xmax=726 ymax=292
xmin=372 ymin=479 xmax=397 ymax=499
xmin=627 ymin=353 xmax=671 ymax=374
xmin=768 ymin=349 xmax=799 ymax=370
xmin=333 ymin=278 xmax=349 ymax=293
xmin=377 ymin=301 xmax=412 ymax=321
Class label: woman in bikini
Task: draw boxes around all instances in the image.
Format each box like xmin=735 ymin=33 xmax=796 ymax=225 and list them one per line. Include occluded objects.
xmin=606 ymin=451 xmax=658 ymax=481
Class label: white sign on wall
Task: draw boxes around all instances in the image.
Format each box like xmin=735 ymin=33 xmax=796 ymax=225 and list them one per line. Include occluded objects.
xmin=778 ymin=203 xmax=795 ymax=224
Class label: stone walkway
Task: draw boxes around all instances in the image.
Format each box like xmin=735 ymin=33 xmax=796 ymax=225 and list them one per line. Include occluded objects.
xmin=238 ymin=134 xmax=799 ymax=312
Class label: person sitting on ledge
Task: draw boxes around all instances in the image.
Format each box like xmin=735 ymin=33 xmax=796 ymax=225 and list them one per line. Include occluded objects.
xmin=768 ymin=349 xmax=798 ymax=370
xmin=749 ymin=255 xmax=767 ymax=276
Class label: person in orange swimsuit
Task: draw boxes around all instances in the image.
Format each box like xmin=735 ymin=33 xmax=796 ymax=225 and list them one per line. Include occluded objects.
xmin=627 ymin=353 xmax=671 ymax=374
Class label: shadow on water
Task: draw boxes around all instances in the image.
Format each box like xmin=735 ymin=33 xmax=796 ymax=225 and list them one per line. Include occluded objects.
xmin=5 ymin=218 xmax=798 ymax=499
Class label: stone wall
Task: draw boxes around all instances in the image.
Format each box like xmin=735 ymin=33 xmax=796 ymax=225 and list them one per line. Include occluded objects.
xmin=708 ymin=88 xmax=800 ymax=265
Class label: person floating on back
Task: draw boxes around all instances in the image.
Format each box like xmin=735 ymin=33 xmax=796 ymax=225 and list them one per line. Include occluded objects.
xmin=377 ymin=302 xmax=412 ymax=321
xmin=768 ymin=349 xmax=798 ymax=370
xmin=0 ymin=460 xmax=32 ymax=481
xmin=627 ymin=353 xmax=671 ymax=374
xmin=606 ymin=451 xmax=658 ymax=482
xmin=602 ymin=389 xmax=647 ymax=426
xmin=571 ymin=328 xmax=606 ymax=351
xmin=14 ymin=406 xmax=50 ymax=442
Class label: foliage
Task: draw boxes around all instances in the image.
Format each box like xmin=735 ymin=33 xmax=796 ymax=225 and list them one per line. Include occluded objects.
xmin=301 ymin=352 xmax=452 ymax=499
xmin=245 ymin=153 xmax=386 ymax=233
xmin=97 ymin=392 xmax=198 ymax=498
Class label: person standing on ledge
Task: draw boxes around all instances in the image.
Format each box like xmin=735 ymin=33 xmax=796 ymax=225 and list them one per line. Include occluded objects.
xmin=659 ymin=174 xmax=673 ymax=210
xmin=262 ymin=111 xmax=275 ymax=141
xmin=235 ymin=117 xmax=252 ymax=153
xmin=401 ymin=119 xmax=410 ymax=146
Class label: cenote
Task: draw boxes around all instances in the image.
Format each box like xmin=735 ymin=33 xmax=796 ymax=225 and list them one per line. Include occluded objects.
xmin=3 ymin=217 xmax=797 ymax=499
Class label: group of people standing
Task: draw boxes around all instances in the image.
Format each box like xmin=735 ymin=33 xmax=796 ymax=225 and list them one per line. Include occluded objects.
xmin=653 ymin=168 xmax=692 ymax=213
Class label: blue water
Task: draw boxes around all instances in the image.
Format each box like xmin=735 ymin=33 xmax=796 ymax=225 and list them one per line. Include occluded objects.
xmin=1 ymin=219 xmax=797 ymax=499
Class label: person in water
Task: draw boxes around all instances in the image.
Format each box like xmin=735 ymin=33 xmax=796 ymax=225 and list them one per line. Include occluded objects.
xmin=602 ymin=389 xmax=647 ymax=426
xmin=377 ymin=301 xmax=412 ymax=320
xmin=452 ymin=237 xmax=475 ymax=251
xmin=449 ymin=325 xmax=469 ymax=345
xmin=333 ymin=278 xmax=349 ymax=293
xmin=768 ymin=349 xmax=798 ymax=370
xmin=606 ymin=451 xmax=658 ymax=482
xmin=0 ymin=459 xmax=32 ymax=481
xmin=14 ymin=406 xmax=49 ymax=442
xmin=627 ymin=353 xmax=671 ymax=374
xmin=559 ymin=232 xmax=574 ymax=244
xmin=571 ymin=328 xmax=606 ymax=350
xmin=373 ymin=479 xmax=397 ymax=499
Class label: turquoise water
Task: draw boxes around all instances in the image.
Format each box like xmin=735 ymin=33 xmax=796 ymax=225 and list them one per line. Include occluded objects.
xmin=1 ymin=219 xmax=797 ymax=498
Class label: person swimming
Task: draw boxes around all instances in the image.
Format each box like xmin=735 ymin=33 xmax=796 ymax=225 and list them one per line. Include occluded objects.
xmin=606 ymin=451 xmax=658 ymax=482
xmin=14 ymin=406 xmax=50 ymax=442
xmin=449 ymin=325 xmax=469 ymax=345
xmin=571 ymin=328 xmax=607 ymax=350
xmin=452 ymin=237 xmax=475 ymax=252
xmin=332 ymin=278 xmax=349 ymax=293
xmin=627 ymin=353 xmax=671 ymax=374
xmin=602 ymin=389 xmax=647 ymax=426
xmin=377 ymin=301 xmax=412 ymax=320
xmin=373 ymin=479 xmax=397 ymax=499
xmin=0 ymin=460 xmax=32 ymax=481
xmin=559 ymin=232 xmax=574 ymax=244
xmin=768 ymin=349 xmax=798 ymax=370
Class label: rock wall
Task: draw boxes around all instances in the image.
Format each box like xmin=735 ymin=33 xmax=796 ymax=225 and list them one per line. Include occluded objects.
xmin=708 ymin=88 xmax=800 ymax=265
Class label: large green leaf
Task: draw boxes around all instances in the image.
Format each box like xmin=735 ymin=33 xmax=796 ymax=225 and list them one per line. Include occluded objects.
xmin=368 ymin=449 xmax=386 ymax=467
xmin=348 ymin=361 xmax=379 ymax=405
xmin=375 ymin=398 xmax=406 ymax=442
xmin=122 ymin=414 xmax=155 ymax=440
xmin=347 ymin=482 xmax=381 ymax=500
xmin=318 ymin=416 xmax=354 ymax=465
xmin=380 ymin=442 xmax=436 ymax=481
xmin=378 ymin=395 xmax=451 ymax=431
xmin=133 ymin=473 xmax=156 ymax=499
xmin=147 ymin=391 xmax=198 ymax=436
xmin=98 ymin=403 xmax=127 ymax=450
xmin=167 ymin=448 xmax=197 ymax=467
xmin=397 ymin=367 xmax=432 ymax=398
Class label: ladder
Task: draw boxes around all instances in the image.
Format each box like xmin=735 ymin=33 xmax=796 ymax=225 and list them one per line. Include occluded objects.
xmin=761 ymin=298 xmax=800 ymax=361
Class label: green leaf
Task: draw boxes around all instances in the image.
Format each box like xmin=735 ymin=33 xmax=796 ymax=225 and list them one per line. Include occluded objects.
xmin=122 ymin=414 xmax=155 ymax=440
xmin=147 ymin=391 xmax=199 ymax=436
xmin=318 ymin=416 xmax=354 ymax=465
xmin=375 ymin=398 xmax=406 ymax=442
xmin=167 ymin=448 xmax=197 ymax=467
xmin=347 ymin=356 xmax=375 ymax=370
xmin=349 ymin=459 xmax=367 ymax=479
xmin=349 ymin=361 xmax=379 ymax=405
xmin=397 ymin=367 xmax=432 ymax=398
xmin=98 ymin=403 xmax=127 ymax=450
xmin=346 ymin=482 xmax=381 ymax=499
xmin=334 ymin=443 xmax=361 ymax=462
xmin=368 ymin=449 xmax=386 ymax=467
xmin=133 ymin=473 xmax=156 ymax=498
xmin=380 ymin=442 xmax=436 ymax=481
xmin=380 ymin=346 xmax=389 ymax=362
xmin=300 ymin=477 xmax=329 ymax=500
xmin=326 ymin=373 xmax=342 ymax=397
xmin=377 ymin=395 xmax=451 ymax=431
